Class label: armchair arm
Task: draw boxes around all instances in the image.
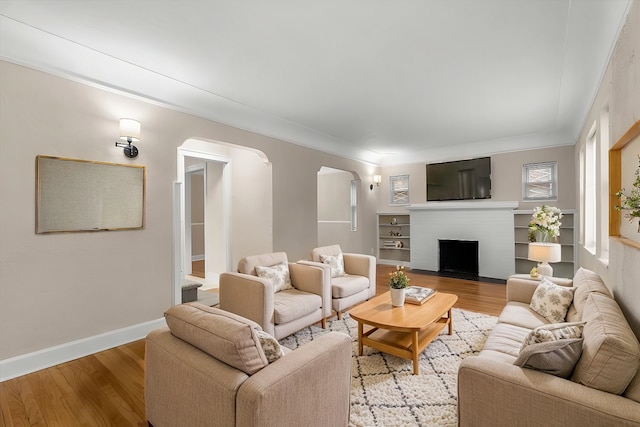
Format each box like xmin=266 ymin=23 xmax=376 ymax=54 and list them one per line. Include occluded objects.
xmin=289 ymin=262 xmax=332 ymax=318
xmin=458 ymin=356 xmax=640 ymax=427
xmin=219 ymin=272 xmax=275 ymax=336
xmin=238 ymin=332 xmax=352 ymax=427
xmin=343 ymin=253 xmax=377 ymax=298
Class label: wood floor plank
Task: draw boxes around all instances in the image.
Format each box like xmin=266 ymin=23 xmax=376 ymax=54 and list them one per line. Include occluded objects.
xmin=1 ymin=264 xmax=507 ymax=425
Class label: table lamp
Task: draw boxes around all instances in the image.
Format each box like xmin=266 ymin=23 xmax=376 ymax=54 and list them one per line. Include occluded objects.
xmin=528 ymin=242 xmax=561 ymax=277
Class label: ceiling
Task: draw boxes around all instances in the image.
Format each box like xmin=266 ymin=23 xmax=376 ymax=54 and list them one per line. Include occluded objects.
xmin=0 ymin=1 xmax=631 ymax=166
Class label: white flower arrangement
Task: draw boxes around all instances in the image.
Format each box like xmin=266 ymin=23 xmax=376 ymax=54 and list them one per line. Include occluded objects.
xmin=529 ymin=205 xmax=563 ymax=239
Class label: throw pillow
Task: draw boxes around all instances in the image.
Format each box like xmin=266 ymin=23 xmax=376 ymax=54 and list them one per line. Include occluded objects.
xmin=255 ymin=262 xmax=293 ymax=292
xmin=529 ymin=278 xmax=576 ymax=323
xmin=320 ymin=253 xmax=345 ymax=278
xmin=514 ymin=338 xmax=583 ymax=378
xmin=521 ymin=321 xmax=586 ymax=348
xmin=254 ymin=329 xmax=285 ymax=363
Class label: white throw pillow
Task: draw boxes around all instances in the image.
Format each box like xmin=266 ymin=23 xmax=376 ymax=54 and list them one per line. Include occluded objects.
xmin=254 ymin=329 xmax=285 ymax=363
xmin=320 ymin=253 xmax=345 ymax=278
xmin=529 ymin=278 xmax=576 ymax=323
xmin=521 ymin=321 xmax=586 ymax=348
xmin=255 ymin=262 xmax=293 ymax=292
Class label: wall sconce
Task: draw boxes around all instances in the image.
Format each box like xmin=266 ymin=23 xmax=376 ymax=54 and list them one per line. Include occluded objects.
xmin=115 ymin=118 xmax=141 ymax=158
xmin=528 ymin=242 xmax=561 ymax=277
xmin=370 ymin=175 xmax=382 ymax=190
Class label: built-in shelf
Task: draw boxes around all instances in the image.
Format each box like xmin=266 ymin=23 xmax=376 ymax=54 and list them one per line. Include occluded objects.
xmin=377 ymin=214 xmax=410 ymax=266
xmin=513 ymin=210 xmax=577 ymax=279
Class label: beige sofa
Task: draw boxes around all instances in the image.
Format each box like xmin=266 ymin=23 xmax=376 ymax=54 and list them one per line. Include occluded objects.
xmin=146 ymin=303 xmax=352 ymax=427
xmin=458 ymin=268 xmax=640 ymax=426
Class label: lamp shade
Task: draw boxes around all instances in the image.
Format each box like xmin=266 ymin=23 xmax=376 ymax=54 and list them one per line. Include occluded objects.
xmin=528 ymin=242 xmax=561 ymax=263
xmin=119 ymin=118 xmax=141 ymax=141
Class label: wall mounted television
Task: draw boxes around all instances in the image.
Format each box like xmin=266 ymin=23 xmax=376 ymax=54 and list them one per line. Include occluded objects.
xmin=426 ymin=157 xmax=491 ymax=201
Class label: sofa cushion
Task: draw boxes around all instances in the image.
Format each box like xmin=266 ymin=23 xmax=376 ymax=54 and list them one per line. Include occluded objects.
xmin=529 ymin=278 xmax=575 ymax=323
xmin=255 ymin=262 xmax=293 ymax=292
xmin=273 ymin=289 xmax=322 ymax=324
xmin=521 ymin=321 xmax=586 ymax=347
xmin=482 ymin=323 xmax=532 ymax=358
xmin=514 ymin=338 xmax=583 ymax=378
xmin=572 ymin=293 xmax=640 ymax=394
xmin=624 ymin=370 xmax=640 ymax=403
xmin=164 ymin=303 xmax=268 ymax=375
xmin=498 ymin=301 xmax=549 ymax=329
xmin=320 ymin=252 xmax=346 ymax=278
xmin=567 ymin=267 xmax=613 ymax=322
xmin=331 ymin=274 xmax=369 ymax=298
xmin=238 ymin=252 xmax=288 ymax=275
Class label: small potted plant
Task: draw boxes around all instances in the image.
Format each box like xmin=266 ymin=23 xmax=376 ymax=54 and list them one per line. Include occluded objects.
xmin=389 ymin=265 xmax=410 ymax=307
xmin=616 ymin=155 xmax=640 ymax=233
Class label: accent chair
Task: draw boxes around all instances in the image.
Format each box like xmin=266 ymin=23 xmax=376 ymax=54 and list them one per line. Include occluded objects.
xmin=219 ymin=252 xmax=331 ymax=340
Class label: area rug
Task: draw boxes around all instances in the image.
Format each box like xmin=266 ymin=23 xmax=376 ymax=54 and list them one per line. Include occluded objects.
xmin=279 ymin=309 xmax=497 ymax=427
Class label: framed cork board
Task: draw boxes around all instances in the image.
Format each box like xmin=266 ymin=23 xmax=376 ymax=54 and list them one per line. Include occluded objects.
xmin=36 ymin=155 xmax=145 ymax=233
xmin=609 ymin=120 xmax=640 ymax=249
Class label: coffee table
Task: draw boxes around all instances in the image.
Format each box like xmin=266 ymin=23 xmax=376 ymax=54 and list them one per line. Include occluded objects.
xmin=349 ymin=291 xmax=458 ymax=374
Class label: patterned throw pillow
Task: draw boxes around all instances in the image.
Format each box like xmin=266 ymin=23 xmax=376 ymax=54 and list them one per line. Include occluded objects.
xmin=255 ymin=262 xmax=293 ymax=292
xmin=320 ymin=253 xmax=345 ymax=278
xmin=529 ymin=278 xmax=576 ymax=323
xmin=521 ymin=321 xmax=586 ymax=348
xmin=254 ymin=329 xmax=285 ymax=363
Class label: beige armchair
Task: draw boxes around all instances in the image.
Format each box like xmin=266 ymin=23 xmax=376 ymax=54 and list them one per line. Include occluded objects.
xmin=219 ymin=252 xmax=331 ymax=340
xmin=146 ymin=304 xmax=352 ymax=427
xmin=302 ymin=244 xmax=376 ymax=319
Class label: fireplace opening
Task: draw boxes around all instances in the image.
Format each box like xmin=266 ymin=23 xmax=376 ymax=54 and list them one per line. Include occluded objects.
xmin=439 ymin=239 xmax=479 ymax=280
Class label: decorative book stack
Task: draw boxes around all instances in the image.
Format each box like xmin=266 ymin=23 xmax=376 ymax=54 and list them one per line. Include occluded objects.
xmin=404 ymin=286 xmax=437 ymax=305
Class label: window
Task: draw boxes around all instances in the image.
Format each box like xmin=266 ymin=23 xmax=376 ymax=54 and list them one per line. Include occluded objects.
xmin=522 ymin=162 xmax=557 ymax=201
xmin=390 ymin=175 xmax=409 ymax=205
xmin=584 ymin=127 xmax=597 ymax=253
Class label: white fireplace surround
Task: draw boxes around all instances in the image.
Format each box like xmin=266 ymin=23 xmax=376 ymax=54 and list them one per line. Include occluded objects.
xmin=407 ymin=201 xmax=519 ymax=280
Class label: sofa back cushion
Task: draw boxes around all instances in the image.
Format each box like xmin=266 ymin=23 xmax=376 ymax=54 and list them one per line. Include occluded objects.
xmin=566 ymin=267 xmax=613 ymax=322
xmin=165 ymin=303 xmax=268 ymax=375
xmin=310 ymin=244 xmax=342 ymax=263
xmin=238 ymin=252 xmax=289 ymax=276
xmin=571 ymin=293 xmax=640 ymax=394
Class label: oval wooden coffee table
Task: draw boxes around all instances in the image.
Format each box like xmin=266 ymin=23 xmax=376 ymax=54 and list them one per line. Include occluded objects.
xmin=349 ymin=291 xmax=458 ymax=374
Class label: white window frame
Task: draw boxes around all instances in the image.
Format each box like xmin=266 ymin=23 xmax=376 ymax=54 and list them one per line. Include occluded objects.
xmin=350 ymin=179 xmax=357 ymax=231
xmin=390 ymin=175 xmax=410 ymax=205
xmin=522 ymin=162 xmax=558 ymax=201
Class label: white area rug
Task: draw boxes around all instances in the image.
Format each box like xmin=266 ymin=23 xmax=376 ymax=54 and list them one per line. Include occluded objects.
xmin=280 ymin=309 xmax=497 ymax=427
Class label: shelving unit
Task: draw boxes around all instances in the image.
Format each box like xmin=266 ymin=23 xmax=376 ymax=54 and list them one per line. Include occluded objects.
xmin=513 ymin=210 xmax=576 ymax=279
xmin=377 ymin=213 xmax=410 ymax=266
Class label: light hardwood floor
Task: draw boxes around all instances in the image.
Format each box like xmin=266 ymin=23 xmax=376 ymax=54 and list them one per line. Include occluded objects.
xmin=0 ymin=265 xmax=506 ymax=426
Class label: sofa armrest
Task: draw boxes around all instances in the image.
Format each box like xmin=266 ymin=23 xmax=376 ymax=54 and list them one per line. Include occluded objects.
xmin=343 ymin=253 xmax=377 ymax=297
xmin=506 ymin=278 xmax=540 ymax=303
xmin=458 ymin=356 xmax=640 ymax=427
xmin=219 ymin=272 xmax=275 ymax=336
xmin=238 ymin=332 xmax=352 ymax=426
xmin=289 ymin=262 xmax=332 ymax=318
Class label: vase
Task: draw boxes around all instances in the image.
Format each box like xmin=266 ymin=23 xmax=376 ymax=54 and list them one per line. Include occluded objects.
xmin=390 ymin=288 xmax=406 ymax=307
xmin=534 ymin=230 xmax=550 ymax=243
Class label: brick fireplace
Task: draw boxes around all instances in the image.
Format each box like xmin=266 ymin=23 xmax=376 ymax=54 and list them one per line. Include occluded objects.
xmin=407 ymin=201 xmax=518 ymax=280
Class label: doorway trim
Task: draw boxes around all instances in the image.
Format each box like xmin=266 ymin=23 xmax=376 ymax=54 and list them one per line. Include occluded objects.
xmin=175 ymin=146 xmax=232 ymax=305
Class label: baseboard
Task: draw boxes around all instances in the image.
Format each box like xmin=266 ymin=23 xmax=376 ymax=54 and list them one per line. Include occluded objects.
xmin=0 ymin=317 xmax=167 ymax=382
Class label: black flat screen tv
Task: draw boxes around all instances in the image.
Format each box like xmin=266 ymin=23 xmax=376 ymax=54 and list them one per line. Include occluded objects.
xmin=426 ymin=157 xmax=491 ymax=201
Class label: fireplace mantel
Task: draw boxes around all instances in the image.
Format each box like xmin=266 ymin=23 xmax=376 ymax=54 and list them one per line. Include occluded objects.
xmin=409 ymin=201 xmax=519 ymax=280
xmin=407 ymin=201 xmax=519 ymax=211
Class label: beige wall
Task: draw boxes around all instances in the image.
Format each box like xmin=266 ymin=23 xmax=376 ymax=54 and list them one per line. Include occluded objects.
xmin=0 ymin=61 xmax=378 ymax=360
xmin=376 ymin=145 xmax=576 ymax=213
xmin=575 ymin=1 xmax=640 ymax=337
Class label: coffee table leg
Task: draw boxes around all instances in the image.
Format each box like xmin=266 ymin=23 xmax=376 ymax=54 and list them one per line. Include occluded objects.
xmin=412 ymin=331 xmax=419 ymax=375
xmin=358 ymin=322 xmax=364 ymax=356
xmin=448 ymin=308 xmax=453 ymax=335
